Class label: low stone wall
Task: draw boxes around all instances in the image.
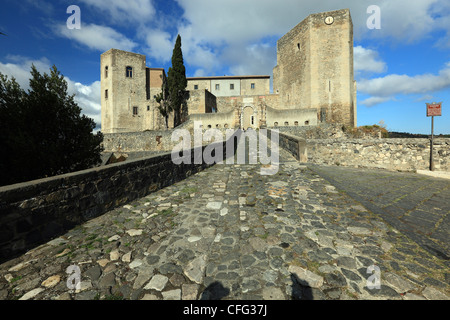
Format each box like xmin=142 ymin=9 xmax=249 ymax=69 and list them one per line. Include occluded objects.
xmin=307 ymin=138 xmax=450 ymax=172
xmin=0 ymin=137 xmax=238 ymax=263
xmin=269 ymin=130 xmax=307 ymax=162
xmin=190 ymin=111 xmax=236 ymax=129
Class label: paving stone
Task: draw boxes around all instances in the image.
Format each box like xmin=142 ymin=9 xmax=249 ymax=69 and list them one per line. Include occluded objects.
xmin=183 ymin=255 xmax=206 ymax=284
xmin=336 ymin=256 xmax=357 ymax=269
xmin=363 ymin=285 xmax=400 ymax=299
xmin=99 ymin=272 xmax=116 ymax=288
xmin=340 ymin=268 xmax=362 ymax=282
xmin=262 ymin=287 xmax=285 ymax=300
xmin=288 ymin=265 xmax=323 ymax=288
xmin=85 ymin=265 xmax=102 ymax=281
xmin=182 ymin=283 xmax=199 ymax=300
xmin=162 ymin=289 xmax=181 ymax=300
xmin=325 ymin=272 xmax=347 ymax=287
xmin=144 ymin=274 xmax=168 ymax=291
xmin=402 ymin=293 xmax=426 ymax=300
xmin=421 ymin=286 xmax=449 ymax=300
xmin=383 ymin=272 xmax=416 ymax=293
xmin=133 ymin=268 xmax=154 ymax=289
xmin=19 ymin=288 xmax=45 ymax=300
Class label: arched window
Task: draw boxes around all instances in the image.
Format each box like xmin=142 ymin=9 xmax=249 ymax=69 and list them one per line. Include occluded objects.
xmin=126 ymin=66 xmax=133 ymax=78
xmin=105 ymin=66 xmax=108 ymax=78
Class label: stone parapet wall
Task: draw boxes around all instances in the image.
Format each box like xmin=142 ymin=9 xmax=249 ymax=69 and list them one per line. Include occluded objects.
xmin=307 ymin=138 xmax=450 ymax=172
xmin=0 ymin=137 xmax=237 ymax=263
xmin=269 ymin=130 xmax=307 ymax=162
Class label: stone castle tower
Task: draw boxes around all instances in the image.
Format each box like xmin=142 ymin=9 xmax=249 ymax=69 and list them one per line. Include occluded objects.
xmin=273 ymin=8 xmax=357 ymax=127
xmin=100 ymin=49 xmax=166 ymax=134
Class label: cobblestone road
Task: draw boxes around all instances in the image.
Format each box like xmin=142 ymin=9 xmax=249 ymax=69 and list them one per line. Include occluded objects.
xmin=0 ymin=138 xmax=448 ymax=300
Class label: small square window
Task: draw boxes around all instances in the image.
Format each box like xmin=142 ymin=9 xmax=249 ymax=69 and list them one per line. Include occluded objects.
xmin=215 ymin=84 xmax=220 ymax=90
xmin=194 ymin=84 xmax=199 ymax=90
xmin=230 ymin=84 xmax=234 ymax=90
xmin=133 ymin=106 xmax=138 ymax=115
xmin=251 ymin=83 xmax=255 ymax=89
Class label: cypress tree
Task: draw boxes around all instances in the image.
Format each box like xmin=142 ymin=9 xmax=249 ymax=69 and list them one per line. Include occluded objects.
xmin=167 ymin=34 xmax=187 ymax=127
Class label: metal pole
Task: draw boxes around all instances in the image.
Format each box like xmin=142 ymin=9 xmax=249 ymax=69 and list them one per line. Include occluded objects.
xmin=430 ymin=115 xmax=434 ymax=171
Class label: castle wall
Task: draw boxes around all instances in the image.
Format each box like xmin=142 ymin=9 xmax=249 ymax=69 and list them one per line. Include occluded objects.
xmin=273 ymin=9 xmax=356 ymax=127
xmin=309 ymin=9 xmax=355 ymax=126
xmin=187 ymin=89 xmax=217 ymax=114
xmin=101 ymin=49 xmax=167 ymax=133
xmin=186 ymin=79 xmax=211 ymax=92
xmin=240 ymin=78 xmax=270 ymax=96
xmin=266 ymin=106 xmax=317 ymax=127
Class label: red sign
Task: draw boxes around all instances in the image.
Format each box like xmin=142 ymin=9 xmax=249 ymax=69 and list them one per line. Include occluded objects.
xmin=426 ymin=102 xmax=442 ymax=117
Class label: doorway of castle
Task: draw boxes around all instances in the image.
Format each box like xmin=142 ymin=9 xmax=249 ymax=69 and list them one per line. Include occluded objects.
xmin=242 ymin=106 xmax=255 ymax=130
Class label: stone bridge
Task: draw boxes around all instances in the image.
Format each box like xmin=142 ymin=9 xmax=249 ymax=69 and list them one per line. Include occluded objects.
xmin=0 ymin=133 xmax=448 ymax=301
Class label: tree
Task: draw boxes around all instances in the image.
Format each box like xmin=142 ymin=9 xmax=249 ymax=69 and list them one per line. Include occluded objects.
xmin=167 ymin=34 xmax=187 ymax=127
xmin=0 ymin=65 xmax=103 ymax=186
xmin=155 ymin=73 xmax=171 ymax=129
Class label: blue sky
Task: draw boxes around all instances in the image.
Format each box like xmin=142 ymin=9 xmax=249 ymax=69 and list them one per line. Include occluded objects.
xmin=0 ymin=0 xmax=449 ymax=134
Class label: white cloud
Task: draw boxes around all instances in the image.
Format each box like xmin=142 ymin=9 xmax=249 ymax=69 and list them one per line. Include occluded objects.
xmin=79 ymin=0 xmax=156 ymax=26
xmin=358 ymin=62 xmax=450 ymax=106
xmin=359 ymin=96 xmax=393 ymax=107
xmin=226 ymin=42 xmax=276 ymax=77
xmin=67 ymin=80 xmax=101 ymax=127
xmin=353 ymin=46 xmax=387 ymax=76
xmin=57 ymin=23 xmax=137 ymax=52
xmin=0 ymin=56 xmax=101 ymax=128
xmin=145 ymin=29 xmax=174 ymax=63
xmin=0 ymin=56 xmax=51 ymax=90
xmin=359 ymin=62 xmax=450 ymax=97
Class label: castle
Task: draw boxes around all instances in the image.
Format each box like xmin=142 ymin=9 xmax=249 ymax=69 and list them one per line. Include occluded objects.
xmin=100 ymin=8 xmax=357 ymax=133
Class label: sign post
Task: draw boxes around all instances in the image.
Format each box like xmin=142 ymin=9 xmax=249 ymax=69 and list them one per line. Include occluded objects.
xmin=426 ymin=102 xmax=442 ymax=171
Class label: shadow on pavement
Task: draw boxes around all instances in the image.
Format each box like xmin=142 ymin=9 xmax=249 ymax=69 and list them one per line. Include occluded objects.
xmin=290 ymin=273 xmax=314 ymax=300
xmin=199 ymin=281 xmax=230 ymax=300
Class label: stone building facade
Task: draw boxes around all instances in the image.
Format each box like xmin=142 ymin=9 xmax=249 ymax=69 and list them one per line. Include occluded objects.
xmin=101 ymin=8 xmax=356 ymax=133
xmin=273 ymin=9 xmax=357 ymax=127
xmin=101 ymin=49 xmax=167 ymax=133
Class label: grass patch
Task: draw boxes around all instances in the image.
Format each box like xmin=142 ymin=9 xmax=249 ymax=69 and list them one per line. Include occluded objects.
xmin=10 ymin=276 xmax=22 ymax=283
xmin=103 ymin=293 xmax=124 ymax=300
xmin=158 ymin=208 xmax=174 ymax=216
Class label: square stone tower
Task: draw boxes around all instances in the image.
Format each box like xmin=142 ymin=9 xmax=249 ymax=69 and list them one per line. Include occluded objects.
xmin=101 ymin=49 xmax=166 ymax=133
xmin=273 ymin=8 xmax=357 ymax=127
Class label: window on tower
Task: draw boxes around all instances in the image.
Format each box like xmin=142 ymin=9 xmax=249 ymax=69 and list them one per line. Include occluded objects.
xmin=105 ymin=66 xmax=108 ymax=78
xmin=126 ymin=66 xmax=133 ymax=78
